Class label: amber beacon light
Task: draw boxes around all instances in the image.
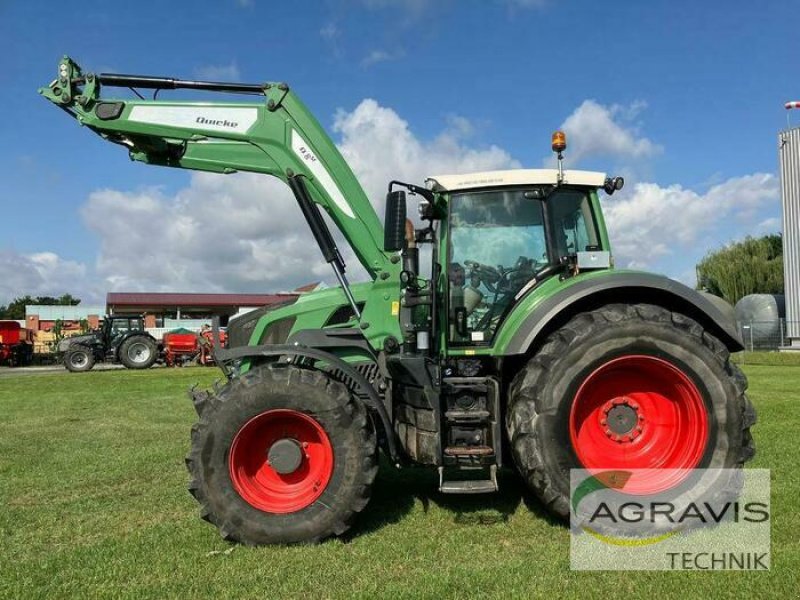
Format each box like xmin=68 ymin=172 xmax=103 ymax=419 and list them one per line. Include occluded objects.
xmin=551 ymin=131 xmax=567 ymax=154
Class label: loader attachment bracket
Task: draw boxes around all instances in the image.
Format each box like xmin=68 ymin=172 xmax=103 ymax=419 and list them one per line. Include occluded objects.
xmin=39 ymin=55 xmax=275 ymax=115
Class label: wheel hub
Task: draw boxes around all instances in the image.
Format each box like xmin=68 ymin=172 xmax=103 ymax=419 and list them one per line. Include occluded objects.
xmin=600 ymin=396 xmax=643 ymax=442
xmin=228 ymin=409 xmax=334 ymax=514
xmin=267 ymin=438 xmax=304 ymax=474
xmin=569 ymin=354 xmax=710 ymax=494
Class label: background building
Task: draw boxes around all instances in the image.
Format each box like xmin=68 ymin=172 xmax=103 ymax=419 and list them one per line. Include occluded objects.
xmin=22 ymin=286 xmax=318 ymax=352
xmin=106 ymin=292 xmax=300 ymax=329
xmin=25 ymin=305 xmax=105 ymax=333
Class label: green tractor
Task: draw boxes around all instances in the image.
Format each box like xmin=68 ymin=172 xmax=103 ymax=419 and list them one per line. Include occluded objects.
xmin=41 ymin=57 xmax=755 ymax=545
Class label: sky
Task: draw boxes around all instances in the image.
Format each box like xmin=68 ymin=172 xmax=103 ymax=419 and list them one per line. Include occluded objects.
xmin=0 ymin=0 xmax=798 ymax=305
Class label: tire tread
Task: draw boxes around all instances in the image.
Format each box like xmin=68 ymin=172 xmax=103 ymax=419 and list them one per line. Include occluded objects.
xmin=507 ymin=303 xmax=756 ymax=521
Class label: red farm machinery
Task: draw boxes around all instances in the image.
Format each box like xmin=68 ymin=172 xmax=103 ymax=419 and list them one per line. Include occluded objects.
xmin=163 ymin=327 xmax=227 ymax=367
xmin=0 ymin=321 xmax=34 ymax=367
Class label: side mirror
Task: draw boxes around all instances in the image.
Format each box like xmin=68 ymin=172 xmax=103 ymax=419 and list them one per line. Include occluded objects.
xmin=384 ymin=190 xmax=407 ymax=251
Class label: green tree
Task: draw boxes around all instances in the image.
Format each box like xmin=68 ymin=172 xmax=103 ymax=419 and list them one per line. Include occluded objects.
xmin=696 ymin=234 xmax=783 ymax=305
xmin=51 ymin=319 xmax=65 ymax=352
xmin=0 ymin=294 xmax=82 ymax=320
xmin=58 ymin=293 xmax=81 ymax=306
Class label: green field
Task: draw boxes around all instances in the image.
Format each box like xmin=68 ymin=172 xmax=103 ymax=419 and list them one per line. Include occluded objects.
xmin=0 ymin=365 xmax=797 ymax=599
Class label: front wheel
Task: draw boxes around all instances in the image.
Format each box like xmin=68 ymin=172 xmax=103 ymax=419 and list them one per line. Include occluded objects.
xmin=186 ymin=364 xmax=377 ymax=545
xmin=64 ymin=345 xmax=96 ymax=372
xmin=118 ymin=335 xmax=157 ymax=369
xmin=507 ymin=303 xmax=756 ymax=520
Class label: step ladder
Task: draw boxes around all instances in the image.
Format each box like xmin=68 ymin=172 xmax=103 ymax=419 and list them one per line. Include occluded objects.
xmin=438 ymin=465 xmax=498 ymax=494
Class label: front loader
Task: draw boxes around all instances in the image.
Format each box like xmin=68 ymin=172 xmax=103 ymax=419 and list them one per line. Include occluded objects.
xmin=41 ymin=57 xmax=756 ymax=545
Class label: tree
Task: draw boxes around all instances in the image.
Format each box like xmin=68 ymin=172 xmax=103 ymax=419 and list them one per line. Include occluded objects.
xmin=0 ymin=294 xmax=82 ymax=320
xmin=696 ymin=234 xmax=783 ymax=305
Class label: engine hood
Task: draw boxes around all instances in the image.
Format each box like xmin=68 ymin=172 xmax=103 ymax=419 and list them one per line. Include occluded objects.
xmin=58 ymin=333 xmax=98 ymax=352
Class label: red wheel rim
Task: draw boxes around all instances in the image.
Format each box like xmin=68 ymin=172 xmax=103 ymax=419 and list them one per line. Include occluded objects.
xmin=228 ymin=409 xmax=334 ymax=513
xmin=569 ymin=355 xmax=709 ymax=494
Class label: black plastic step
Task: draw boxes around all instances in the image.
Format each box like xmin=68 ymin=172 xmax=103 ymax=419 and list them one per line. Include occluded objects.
xmin=444 ymin=445 xmax=493 ymax=456
xmin=438 ymin=465 xmax=498 ymax=494
xmin=440 ymin=479 xmax=498 ymax=494
xmin=444 ymin=409 xmax=490 ymax=422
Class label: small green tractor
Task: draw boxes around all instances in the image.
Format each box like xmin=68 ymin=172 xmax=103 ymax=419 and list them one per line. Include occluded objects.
xmin=41 ymin=57 xmax=755 ymax=545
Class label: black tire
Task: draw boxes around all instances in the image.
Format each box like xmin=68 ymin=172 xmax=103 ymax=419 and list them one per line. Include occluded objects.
xmin=64 ymin=345 xmax=96 ymax=373
xmin=507 ymin=303 xmax=756 ymax=522
xmin=118 ymin=335 xmax=157 ymax=369
xmin=186 ymin=364 xmax=378 ymax=545
xmin=18 ymin=345 xmax=33 ymax=366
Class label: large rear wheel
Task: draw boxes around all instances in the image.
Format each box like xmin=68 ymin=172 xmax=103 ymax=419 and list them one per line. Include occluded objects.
xmin=507 ymin=303 xmax=756 ymax=520
xmin=186 ymin=364 xmax=377 ymax=545
xmin=118 ymin=335 xmax=157 ymax=369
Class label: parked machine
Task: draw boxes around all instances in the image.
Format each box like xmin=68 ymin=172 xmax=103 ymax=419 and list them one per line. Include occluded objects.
xmin=198 ymin=326 xmax=227 ymax=366
xmin=0 ymin=321 xmax=33 ymax=367
xmin=163 ymin=327 xmax=228 ymax=367
xmin=58 ymin=314 xmax=158 ymax=372
xmin=163 ymin=329 xmax=200 ymax=367
xmin=42 ymin=57 xmax=756 ymax=545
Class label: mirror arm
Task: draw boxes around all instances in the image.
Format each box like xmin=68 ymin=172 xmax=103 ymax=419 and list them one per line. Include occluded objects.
xmin=388 ymin=180 xmax=435 ymax=202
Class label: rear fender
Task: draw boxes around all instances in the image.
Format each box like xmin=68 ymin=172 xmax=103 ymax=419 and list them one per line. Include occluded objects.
xmin=501 ymin=271 xmax=743 ymax=356
xmin=113 ymin=331 xmax=158 ymax=358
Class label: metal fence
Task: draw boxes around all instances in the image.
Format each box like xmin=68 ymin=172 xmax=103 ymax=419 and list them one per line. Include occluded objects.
xmin=736 ymin=320 xmax=800 ymax=352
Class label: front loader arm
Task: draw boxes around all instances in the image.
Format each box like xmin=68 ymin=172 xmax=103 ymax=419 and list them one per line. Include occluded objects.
xmin=39 ymin=56 xmax=393 ymax=280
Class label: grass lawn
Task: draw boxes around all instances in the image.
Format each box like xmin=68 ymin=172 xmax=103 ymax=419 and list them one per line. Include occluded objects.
xmin=0 ymin=364 xmax=797 ymax=599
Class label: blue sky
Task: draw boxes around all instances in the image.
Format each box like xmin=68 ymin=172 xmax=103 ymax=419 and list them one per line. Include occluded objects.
xmin=0 ymin=0 xmax=797 ymax=303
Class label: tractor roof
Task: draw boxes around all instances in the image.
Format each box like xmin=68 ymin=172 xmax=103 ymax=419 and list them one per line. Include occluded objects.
xmin=425 ymin=169 xmax=606 ymax=193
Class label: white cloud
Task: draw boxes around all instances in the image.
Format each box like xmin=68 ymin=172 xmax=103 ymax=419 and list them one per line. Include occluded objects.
xmin=756 ymin=216 xmax=782 ymax=233
xmin=603 ymin=173 xmax=779 ymax=271
xmin=445 ymin=114 xmax=476 ymax=138
xmin=80 ymin=180 xmax=325 ymax=294
xmin=360 ymin=49 xmax=403 ymax=68
xmin=0 ymin=250 xmax=92 ymax=305
xmin=552 ymin=99 xmax=661 ymax=165
xmin=320 ymin=22 xmax=339 ymax=41
xmin=194 ymin=62 xmax=241 ymax=82
xmin=333 ymin=99 xmax=519 ymax=203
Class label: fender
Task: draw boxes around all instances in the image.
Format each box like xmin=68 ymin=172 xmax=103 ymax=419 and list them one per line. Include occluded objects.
xmin=504 ymin=271 xmax=744 ymax=355
xmin=213 ymin=343 xmax=398 ymax=461
xmin=113 ymin=330 xmax=159 ymax=355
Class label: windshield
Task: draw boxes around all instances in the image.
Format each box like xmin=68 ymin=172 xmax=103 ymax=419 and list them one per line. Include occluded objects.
xmin=447 ymin=187 xmax=599 ymax=344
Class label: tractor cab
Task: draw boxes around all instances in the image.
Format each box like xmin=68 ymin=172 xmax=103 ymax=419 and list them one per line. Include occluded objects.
xmin=102 ymin=315 xmax=146 ymax=352
xmin=383 ymin=132 xmax=625 ymax=354
xmin=428 ymin=168 xmax=616 ymax=346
